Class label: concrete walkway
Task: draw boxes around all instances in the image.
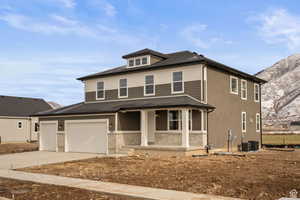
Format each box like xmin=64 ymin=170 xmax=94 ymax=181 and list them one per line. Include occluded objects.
xmin=0 ymin=151 xmax=101 ymax=169
xmin=0 ymin=170 xmax=241 ymax=200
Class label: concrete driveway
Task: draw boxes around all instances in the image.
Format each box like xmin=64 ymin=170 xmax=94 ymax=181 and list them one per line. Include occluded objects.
xmin=0 ymin=151 xmax=101 ymax=169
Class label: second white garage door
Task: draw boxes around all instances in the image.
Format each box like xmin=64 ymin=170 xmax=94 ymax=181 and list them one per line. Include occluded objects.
xmin=65 ymin=119 xmax=108 ymax=154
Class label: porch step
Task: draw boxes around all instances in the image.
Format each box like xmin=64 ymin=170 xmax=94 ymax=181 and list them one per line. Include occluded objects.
xmin=119 ymin=147 xmax=135 ymax=156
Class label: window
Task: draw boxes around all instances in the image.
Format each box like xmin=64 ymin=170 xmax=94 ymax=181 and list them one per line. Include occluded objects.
xmin=18 ymin=122 xmax=22 ymax=129
xmin=34 ymin=123 xmax=39 ymax=132
xmin=241 ymin=112 xmax=246 ymax=132
xmin=135 ymin=58 xmax=141 ymax=66
xmin=128 ymin=59 xmax=134 ymax=67
xmin=241 ymin=80 xmax=247 ymax=100
xmin=144 ymin=75 xmax=155 ymax=95
xmin=142 ymin=57 xmax=148 ymax=65
xmin=172 ymin=71 xmax=184 ymax=93
xmin=96 ymin=81 xmax=105 ymax=99
xmin=230 ymin=76 xmax=238 ymax=94
xmin=168 ymin=110 xmax=182 ymax=130
xmin=256 ymin=113 xmax=261 ymax=132
xmin=254 ymin=84 xmax=260 ymax=102
xmin=119 ymin=78 xmax=128 ymax=98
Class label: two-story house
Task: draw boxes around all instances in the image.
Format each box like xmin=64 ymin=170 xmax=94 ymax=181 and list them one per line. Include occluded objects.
xmin=36 ymin=49 xmax=266 ymax=155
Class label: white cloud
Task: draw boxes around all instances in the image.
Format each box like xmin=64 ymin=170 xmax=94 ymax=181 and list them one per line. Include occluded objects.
xmin=180 ymin=24 xmax=232 ymax=49
xmin=88 ymin=0 xmax=117 ymax=17
xmin=54 ymin=0 xmax=76 ymax=8
xmin=50 ymin=14 xmax=78 ymax=25
xmin=255 ymin=8 xmax=300 ymax=50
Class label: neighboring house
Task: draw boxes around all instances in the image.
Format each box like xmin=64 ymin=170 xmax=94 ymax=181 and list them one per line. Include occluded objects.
xmin=35 ymin=49 xmax=266 ymax=155
xmin=0 ymin=96 xmax=52 ymax=143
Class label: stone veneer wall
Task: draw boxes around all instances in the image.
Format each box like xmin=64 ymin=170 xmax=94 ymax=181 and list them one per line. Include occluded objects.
xmin=154 ymin=132 xmax=182 ymax=146
xmin=108 ymin=132 xmax=141 ymax=153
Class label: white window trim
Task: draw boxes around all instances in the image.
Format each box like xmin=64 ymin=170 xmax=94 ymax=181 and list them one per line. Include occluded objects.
xmin=127 ymin=55 xmax=150 ymax=68
xmin=241 ymin=112 xmax=246 ymax=133
xmin=189 ymin=110 xmax=192 ymax=131
xmin=118 ymin=78 xmax=128 ymax=98
xmin=96 ymin=81 xmax=105 ymax=100
xmin=256 ymin=113 xmax=261 ymax=132
xmin=144 ymin=75 xmax=155 ymax=96
xmin=254 ymin=83 xmax=260 ymax=102
xmin=230 ymin=76 xmax=239 ymax=95
xmin=241 ymin=79 xmax=247 ymax=100
xmin=171 ymin=71 xmax=184 ymax=94
xmin=18 ymin=121 xmax=22 ymax=129
xmin=167 ymin=110 xmax=182 ymax=131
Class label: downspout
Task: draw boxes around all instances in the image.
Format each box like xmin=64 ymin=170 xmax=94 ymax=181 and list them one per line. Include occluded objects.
xmin=260 ymin=84 xmax=263 ymax=149
xmin=206 ymin=110 xmax=209 ymax=153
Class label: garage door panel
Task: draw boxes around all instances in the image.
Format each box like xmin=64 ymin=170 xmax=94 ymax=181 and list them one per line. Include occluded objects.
xmin=66 ymin=120 xmax=108 ymax=154
xmin=40 ymin=122 xmax=57 ymax=151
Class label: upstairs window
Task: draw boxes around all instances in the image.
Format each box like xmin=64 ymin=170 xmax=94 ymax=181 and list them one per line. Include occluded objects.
xmin=142 ymin=57 xmax=148 ymax=65
xmin=135 ymin=58 xmax=141 ymax=66
xmin=172 ymin=71 xmax=184 ymax=93
xmin=256 ymin=113 xmax=261 ymax=132
xmin=241 ymin=80 xmax=247 ymax=100
xmin=230 ymin=76 xmax=238 ymax=95
xmin=168 ymin=110 xmax=182 ymax=130
xmin=241 ymin=112 xmax=246 ymax=132
xmin=119 ymin=78 xmax=128 ymax=98
xmin=254 ymin=84 xmax=260 ymax=102
xmin=128 ymin=59 xmax=134 ymax=67
xmin=96 ymin=81 xmax=105 ymax=100
xmin=144 ymin=75 xmax=155 ymax=96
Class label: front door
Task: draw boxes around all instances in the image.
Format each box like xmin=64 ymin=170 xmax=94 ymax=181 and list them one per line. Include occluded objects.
xmin=147 ymin=111 xmax=155 ymax=144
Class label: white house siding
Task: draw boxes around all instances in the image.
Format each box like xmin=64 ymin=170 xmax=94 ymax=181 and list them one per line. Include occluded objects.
xmin=0 ymin=118 xmax=31 ymax=143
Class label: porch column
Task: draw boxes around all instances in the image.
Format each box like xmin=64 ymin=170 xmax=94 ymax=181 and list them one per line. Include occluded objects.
xmin=141 ymin=110 xmax=148 ymax=146
xmin=181 ymin=108 xmax=190 ymax=147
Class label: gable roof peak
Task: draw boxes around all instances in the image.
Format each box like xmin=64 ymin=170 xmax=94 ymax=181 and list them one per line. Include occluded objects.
xmin=122 ymin=48 xmax=168 ymax=59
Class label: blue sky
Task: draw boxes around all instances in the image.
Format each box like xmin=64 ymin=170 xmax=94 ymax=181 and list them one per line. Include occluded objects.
xmin=0 ymin=0 xmax=299 ymax=105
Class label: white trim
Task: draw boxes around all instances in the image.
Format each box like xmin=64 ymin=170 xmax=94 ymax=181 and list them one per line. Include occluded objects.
xmin=254 ymin=83 xmax=260 ymax=102
xmin=241 ymin=79 xmax=247 ymax=100
xmin=256 ymin=113 xmax=261 ymax=132
xmin=144 ymin=74 xmax=155 ymax=96
xmin=38 ymin=113 xmax=116 ymax=118
xmin=96 ymin=81 xmax=105 ymax=100
xmin=114 ymin=131 xmax=141 ymax=134
xmin=85 ymin=94 xmax=202 ymax=104
xmin=201 ymin=110 xmax=204 ymax=131
xmin=230 ymin=76 xmax=239 ymax=95
xmin=241 ymin=111 xmax=246 ymax=133
xmin=203 ymin=66 xmax=207 ymax=103
xmin=171 ymin=71 xmax=184 ymax=94
xmin=0 ymin=116 xmax=30 ymax=119
xmin=118 ymin=78 xmax=128 ymax=98
xmin=155 ymin=130 xmax=182 ymax=134
xmin=127 ymin=55 xmax=150 ymax=68
xmin=115 ymin=112 xmax=118 ymax=132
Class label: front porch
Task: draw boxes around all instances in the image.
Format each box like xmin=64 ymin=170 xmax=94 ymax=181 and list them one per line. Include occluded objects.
xmin=110 ymin=107 xmax=210 ymax=155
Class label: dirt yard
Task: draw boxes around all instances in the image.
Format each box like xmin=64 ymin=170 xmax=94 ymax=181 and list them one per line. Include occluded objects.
xmin=21 ymin=150 xmax=300 ymax=200
xmin=0 ymin=178 xmax=143 ymax=200
xmin=0 ymin=143 xmax=38 ymax=155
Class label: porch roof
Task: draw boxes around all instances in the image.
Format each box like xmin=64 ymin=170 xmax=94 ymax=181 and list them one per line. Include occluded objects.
xmin=34 ymin=96 xmax=215 ymax=116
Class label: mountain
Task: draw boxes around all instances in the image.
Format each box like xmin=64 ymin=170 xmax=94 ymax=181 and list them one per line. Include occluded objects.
xmin=256 ymin=54 xmax=300 ymax=127
xmin=47 ymin=101 xmax=62 ymax=109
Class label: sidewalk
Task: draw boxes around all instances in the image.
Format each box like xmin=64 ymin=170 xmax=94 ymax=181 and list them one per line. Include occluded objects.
xmin=0 ymin=170 xmax=241 ymax=200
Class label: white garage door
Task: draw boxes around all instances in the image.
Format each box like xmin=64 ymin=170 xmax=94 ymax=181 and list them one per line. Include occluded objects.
xmin=39 ymin=121 xmax=57 ymax=151
xmin=65 ymin=119 xmax=108 ymax=154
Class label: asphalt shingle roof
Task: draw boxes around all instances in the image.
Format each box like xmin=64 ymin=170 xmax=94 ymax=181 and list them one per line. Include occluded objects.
xmin=0 ymin=96 xmax=52 ymax=117
xmin=34 ymin=96 xmax=215 ymax=116
xmin=77 ymin=49 xmax=266 ymax=83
